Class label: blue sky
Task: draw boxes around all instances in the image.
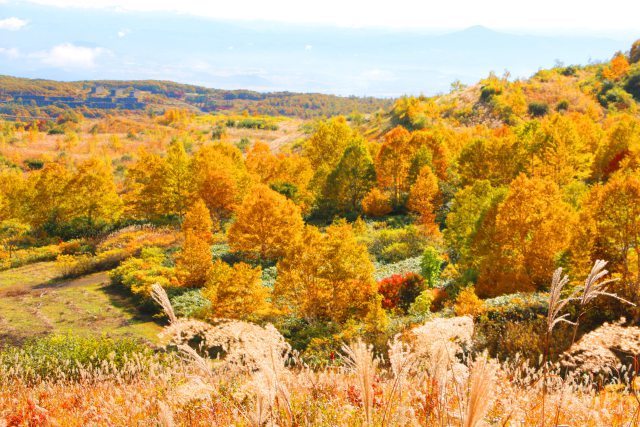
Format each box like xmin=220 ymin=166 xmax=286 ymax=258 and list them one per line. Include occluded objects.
xmin=0 ymin=0 xmax=638 ymax=96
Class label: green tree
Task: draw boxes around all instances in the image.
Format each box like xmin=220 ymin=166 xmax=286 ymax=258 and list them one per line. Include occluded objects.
xmin=322 ymin=137 xmax=376 ymax=216
xmin=421 ymin=246 xmax=443 ymax=288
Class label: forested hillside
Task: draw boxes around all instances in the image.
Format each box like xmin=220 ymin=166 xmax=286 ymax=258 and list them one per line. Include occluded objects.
xmin=0 ymin=75 xmax=393 ymax=120
xmin=1 ymin=40 xmax=640 ymax=425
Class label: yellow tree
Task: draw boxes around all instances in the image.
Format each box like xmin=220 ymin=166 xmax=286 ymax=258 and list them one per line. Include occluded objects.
xmin=407 ymin=166 xmax=439 ymax=234
xmin=247 ymin=142 xmax=315 ymax=213
xmin=375 ymin=126 xmax=414 ymax=206
xmin=176 ymin=200 xmax=214 ymax=287
xmin=592 ymin=114 xmax=640 ymax=180
xmin=274 ymin=221 xmax=376 ymax=323
xmin=476 ymin=174 xmax=575 ymax=297
xmin=182 ymin=199 xmax=216 ymax=242
xmin=580 ymin=172 xmax=640 ymax=304
xmin=246 ymin=141 xmax=280 ymax=183
xmin=602 ymin=52 xmax=630 ymax=81
xmin=63 ymin=157 xmax=123 ymax=228
xmin=203 ymin=260 xmax=271 ymax=320
xmin=362 ymin=187 xmax=392 ymax=217
xmin=227 ymin=184 xmax=304 ymax=262
xmin=322 ymin=137 xmax=376 ymax=215
xmin=0 ymin=167 xmax=30 ymax=223
xmin=192 ymin=142 xmax=250 ymax=221
xmin=122 ymin=150 xmax=170 ymax=221
xmin=165 ymin=140 xmax=193 ymax=221
xmin=524 ymin=114 xmax=593 ymax=185
xmin=29 ymin=162 xmax=71 ymax=228
xmin=409 ymin=128 xmax=453 ymax=180
xmin=304 ymin=116 xmax=353 ymax=170
xmin=444 ymin=180 xmax=506 ymax=271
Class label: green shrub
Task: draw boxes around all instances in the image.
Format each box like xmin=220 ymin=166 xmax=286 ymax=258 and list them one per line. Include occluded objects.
xmin=23 ymin=158 xmax=44 ymax=170
xmin=235 ymin=137 xmax=251 ymax=152
xmin=598 ymin=83 xmax=634 ymax=109
xmin=556 ymin=99 xmax=570 ymax=111
xmin=369 ymin=225 xmax=428 ymax=263
xmin=528 ymin=102 xmax=549 ymax=117
xmin=480 ymin=86 xmax=500 ymax=102
xmin=623 ymin=70 xmax=640 ymax=101
xmin=420 ymin=246 xmax=443 ymax=288
xmin=408 ymin=289 xmax=435 ymax=318
xmin=211 ymin=126 xmax=226 ymax=140
xmin=168 ymin=288 xmax=211 ymax=317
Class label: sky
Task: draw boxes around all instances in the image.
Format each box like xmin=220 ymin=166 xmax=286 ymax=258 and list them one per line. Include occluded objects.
xmin=0 ymin=0 xmax=638 ymax=96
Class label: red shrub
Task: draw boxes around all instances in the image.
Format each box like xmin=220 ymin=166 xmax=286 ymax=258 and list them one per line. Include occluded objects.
xmin=377 ymin=272 xmax=425 ymax=313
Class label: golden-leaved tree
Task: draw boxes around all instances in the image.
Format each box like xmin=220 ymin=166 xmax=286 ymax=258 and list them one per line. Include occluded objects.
xmin=176 ymin=199 xmax=214 ymax=287
xmin=476 ymin=174 xmax=575 ymax=297
xmin=63 ymin=157 xmax=123 ymax=228
xmin=122 ymin=150 xmax=171 ymax=221
xmin=203 ymin=260 xmax=271 ymax=320
xmin=192 ymin=142 xmax=250 ymax=221
xmin=407 ymin=165 xmax=440 ymax=235
xmin=165 ymin=140 xmax=193 ymax=221
xmin=592 ymin=114 xmax=640 ymax=180
xmin=375 ymin=126 xmax=413 ymax=207
xmin=444 ymin=180 xmax=506 ymax=272
xmin=274 ymin=221 xmax=376 ymax=323
xmin=246 ymin=141 xmax=315 ymax=212
xmin=575 ymin=171 xmax=640 ymax=305
xmin=362 ymin=187 xmax=393 ymax=217
xmin=304 ymin=116 xmax=353 ymax=170
xmin=602 ymin=52 xmax=630 ymax=81
xmin=227 ymin=184 xmax=304 ymax=262
xmin=322 ymin=137 xmax=376 ymax=215
xmin=522 ymin=114 xmax=592 ymax=185
xmin=409 ymin=128 xmax=453 ymax=180
xmin=29 ymin=162 xmax=71 ymax=228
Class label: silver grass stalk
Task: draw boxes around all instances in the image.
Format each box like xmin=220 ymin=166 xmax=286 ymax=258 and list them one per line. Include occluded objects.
xmin=177 ymin=344 xmax=211 ymax=376
xmin=547 ymin=268 xmax=577 ymax=334
xmin=151 ymin=283 xmax=177 ymax=324
xmin=578 ymin=260 xmax=633 ymax=307
xmin=341 ymin=340 xmax=378 ymax=426
xmin=157 ymin=401 xmax=175 ymax=427
xmin=463 ymin=353 xmax=497 ymax=427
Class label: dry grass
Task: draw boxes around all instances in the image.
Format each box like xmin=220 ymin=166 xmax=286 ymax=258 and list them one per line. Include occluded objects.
xmin=2 ymin=278 xmax=640 ymax=426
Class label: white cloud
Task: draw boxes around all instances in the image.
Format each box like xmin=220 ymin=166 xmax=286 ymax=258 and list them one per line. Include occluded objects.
xmin=21 ymin=0 xmax=640 ymax=34
xmin=304 ymin=44 xmax=312 ymax=51
xmin=0 ymin=17 xmax=28 ymax=31
xmin=0 ymin=47 xmax=20 ymax=59
xmin=35 ymin=43 xmax=107 ymax=68
xmin=117 ymin=28 xmax=130 ymax=38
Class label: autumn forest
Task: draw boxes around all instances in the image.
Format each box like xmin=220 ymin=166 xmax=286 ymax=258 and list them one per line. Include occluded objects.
xmin=1 ymin=38 xmax=640 ymax=426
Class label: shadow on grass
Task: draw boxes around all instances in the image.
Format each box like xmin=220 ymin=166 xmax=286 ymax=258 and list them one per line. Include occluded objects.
xmin=99 ymin=282 xmax=166 ymax=329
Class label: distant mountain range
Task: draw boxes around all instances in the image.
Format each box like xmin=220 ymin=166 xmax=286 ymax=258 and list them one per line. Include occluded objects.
xmin=0 ymin=2 xmax=636 ymax=96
